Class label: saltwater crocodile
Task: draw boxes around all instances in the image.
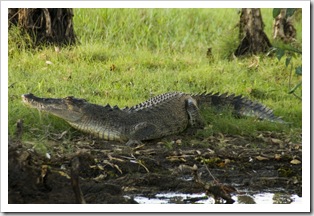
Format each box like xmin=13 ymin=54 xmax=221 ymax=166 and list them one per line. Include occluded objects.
xmin=22 ymin=92 xmax=284 ymax=145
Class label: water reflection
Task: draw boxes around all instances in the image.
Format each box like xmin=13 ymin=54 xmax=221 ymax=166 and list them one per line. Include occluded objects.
xmin=133 ymin=192 xmax=302 ymax=204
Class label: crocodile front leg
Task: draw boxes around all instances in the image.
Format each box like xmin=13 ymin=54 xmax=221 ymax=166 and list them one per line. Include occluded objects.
xmin=126 ymin=122 xmax=158 ymax=146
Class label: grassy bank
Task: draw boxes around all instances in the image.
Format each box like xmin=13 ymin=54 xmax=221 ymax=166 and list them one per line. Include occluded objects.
xmin=8 ymin=8 xmax=302 ymax=142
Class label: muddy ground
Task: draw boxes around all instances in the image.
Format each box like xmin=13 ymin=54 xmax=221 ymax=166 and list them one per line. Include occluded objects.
xmin=8 ymin=130 xmax=302 ymax=204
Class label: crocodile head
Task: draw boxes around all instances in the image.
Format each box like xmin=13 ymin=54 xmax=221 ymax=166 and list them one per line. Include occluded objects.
xmin=22 ymin=93 xmax=87 ymax=122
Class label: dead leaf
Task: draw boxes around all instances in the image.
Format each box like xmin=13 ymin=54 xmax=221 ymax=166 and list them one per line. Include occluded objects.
xmin=246 ymin=87 xmax=253 ymax=94
xmin=294 ymin=144 xmax=301 ymax=150
xmin=93 ymin=174 xmax=106 ymax=182
xmin=134 ymin=160 xmax=149 ymax=173
xmin=178 ymin=164 xmax=194 ymax=172
xmin=166 ymin=156 xmax=186 ymax=162
xmin=63 ymin=74 xmax=72 ymax=81
xmin=217 ymin=162 xmax=225 ymax=168
xmin=133 ymin=144 xmax=146 ymax=150
xmin=110 ymin=64 xmax=116 ymax=71
xmin=123 ymin=186 xmax=138 ymax=192
xmin=58 ymin=171 xmax=71 ymax=179
xmin=114 ymin=164 xmax=123 ymax=174
xmin=107 ymin=155 xmax=125 ymax=163
xmin=274 ymin=154 xmax=281 ymax=160
xmin=224 ymin=159 xmax=231 ymax=164
xmin=54 ymin=46 xmax=60 ymax=53
xmin=290 ymin=159 xmax=301 ymax=165
xmin=96 ymin=164 xmax=104 ymax=170
xmin=248 ymin=56 xmax=259 ymax=69
xmin=255 ymin=155 xmax=269 ymax=161
xmin=271 ymin=138 xmax=283 ymax=144
xmin=41 ymin=165 xmax=49 ymax=178
xmin=58 ymin=131 xmax=68 ymax=139
xmin=175 ymin=139 xmax=182 ymax=145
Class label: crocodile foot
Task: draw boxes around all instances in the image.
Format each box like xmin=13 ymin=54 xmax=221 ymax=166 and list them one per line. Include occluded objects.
xmin=125 ymin=139 xmax=143 ymax=146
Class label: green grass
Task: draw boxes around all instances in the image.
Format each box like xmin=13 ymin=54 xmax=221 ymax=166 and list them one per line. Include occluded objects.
xmin=8 ymin=8 xmax=302 ymax=142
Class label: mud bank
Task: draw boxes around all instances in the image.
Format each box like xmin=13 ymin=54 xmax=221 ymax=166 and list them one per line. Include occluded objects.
xmin=8 ymin=131 xmax=301 ymax=204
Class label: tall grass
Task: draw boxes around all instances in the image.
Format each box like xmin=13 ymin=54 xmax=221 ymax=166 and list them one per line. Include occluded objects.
xmin=8 ymin=8 xmax=302 ymax=141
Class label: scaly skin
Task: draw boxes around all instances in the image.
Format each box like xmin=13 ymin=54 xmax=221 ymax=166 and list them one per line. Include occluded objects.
xmin=22 ymin=92 xmax=284 ymax=145
xmin=22 ymin=92 xmax=204 ymax=145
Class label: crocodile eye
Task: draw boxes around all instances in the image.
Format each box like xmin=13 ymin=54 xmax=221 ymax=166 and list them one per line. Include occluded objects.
xmin=65 ymin=96 xmax=74 ymax=101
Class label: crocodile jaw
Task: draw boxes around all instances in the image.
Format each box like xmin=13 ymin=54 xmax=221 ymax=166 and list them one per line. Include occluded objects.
xmin=22 ymin=93 xmax=84 ymax=122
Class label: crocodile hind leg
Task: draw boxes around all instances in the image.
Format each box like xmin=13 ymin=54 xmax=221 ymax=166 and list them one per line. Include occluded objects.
xmin=184 ymin=97 xmax=206 ymax=135
xmin=126 ymin=122 xmax=158 ymax=146
xmin=185 ymin=97 xmax=206 ymax=128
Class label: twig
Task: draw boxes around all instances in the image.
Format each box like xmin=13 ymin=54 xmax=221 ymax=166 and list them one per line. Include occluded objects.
xmin=71 ymin=156 xmax=86 ymax=204
xmin=204 ymin=164 xmax=218 ymax=182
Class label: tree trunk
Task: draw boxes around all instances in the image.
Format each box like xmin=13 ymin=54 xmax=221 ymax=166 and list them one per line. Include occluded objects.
xmin=273 ymin=9 xmax=296 ymax=43
xmin=235 ymin=8 xmax=271 ymax=56
xmin=8 ymin=8 xmax=76 ymax=46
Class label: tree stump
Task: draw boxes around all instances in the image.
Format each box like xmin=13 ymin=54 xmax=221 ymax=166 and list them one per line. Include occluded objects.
xmin=8 ymin=8 xmax=76 ymax=46
xmin=235 ymin=8 xmax=271 ymax=56
xmin=273 ymin=9 xmax=296 ymax=43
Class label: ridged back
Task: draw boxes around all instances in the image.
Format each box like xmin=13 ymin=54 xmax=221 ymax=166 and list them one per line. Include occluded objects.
xmin=126 ymin=92 xmax=184 ymax=112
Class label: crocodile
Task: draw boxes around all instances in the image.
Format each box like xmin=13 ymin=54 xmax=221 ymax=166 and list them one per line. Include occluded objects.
xmin=22 ymin=92 xmax=285 ymax=145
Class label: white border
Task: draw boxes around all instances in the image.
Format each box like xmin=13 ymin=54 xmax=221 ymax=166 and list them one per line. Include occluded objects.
xmin=1 ymin=1 xmax=311 ymax=213
xmin=0 ymin=1 xmax=311 ymax=8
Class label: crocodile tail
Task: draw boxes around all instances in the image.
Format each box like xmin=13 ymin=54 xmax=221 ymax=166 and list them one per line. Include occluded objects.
xmin=192 ymin=92 xmax=286 ymax=123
